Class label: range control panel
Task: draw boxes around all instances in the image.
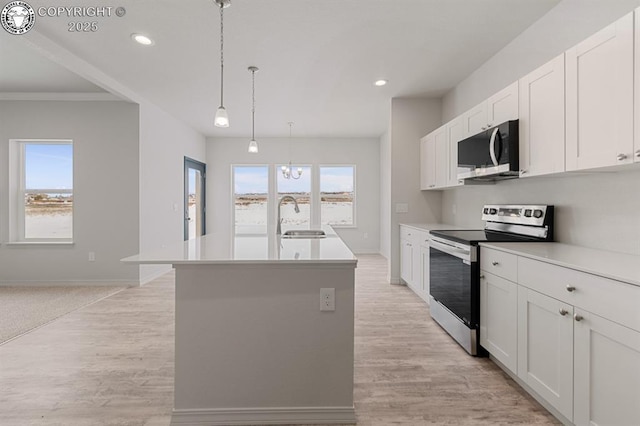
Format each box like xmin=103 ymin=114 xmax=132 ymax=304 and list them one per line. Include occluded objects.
xmin=481 ymin=204 xmax=553 ymax=227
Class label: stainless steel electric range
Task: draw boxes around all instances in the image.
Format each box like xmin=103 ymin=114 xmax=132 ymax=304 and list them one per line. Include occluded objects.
xmin=428 ymin=204 xmax=554 ymax=355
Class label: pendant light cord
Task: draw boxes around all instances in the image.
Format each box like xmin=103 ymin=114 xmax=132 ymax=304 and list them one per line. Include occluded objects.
xmin=219 ymin=3 xmax=225 ymax=106
xmin=251 ymin=69 xmax=256 ymax=140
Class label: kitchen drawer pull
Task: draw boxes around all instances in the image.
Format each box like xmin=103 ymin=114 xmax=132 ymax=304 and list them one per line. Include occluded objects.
xmin=479 ymin=275 xmax=485 ymax=280
xmin=491 ymin=261 xmax=499 ymax=266
xmin=574 ymin=314 xmax=584 ymax=322
xmin=635 ymin=150 xmax=640 ymax=158
xmin=566 ymin=285 xmax=576 ymax=292
xmin=617 ymin=153 xmax=627 ymax=161
xmin=559 ymin=308 xmax=569 ymax=316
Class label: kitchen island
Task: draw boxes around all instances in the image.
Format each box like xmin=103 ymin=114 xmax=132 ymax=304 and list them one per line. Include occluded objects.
xmin=122 ymin=226 xmax=357 ymax=425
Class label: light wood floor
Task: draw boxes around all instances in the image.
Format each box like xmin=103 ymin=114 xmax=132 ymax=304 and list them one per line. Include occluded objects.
xmin=0 ymin=255 xmax=559 ymax=425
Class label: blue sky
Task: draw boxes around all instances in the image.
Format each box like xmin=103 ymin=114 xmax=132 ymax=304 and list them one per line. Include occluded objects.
xmin=25 ymin=144 xmax=73 ymax=189
xmin=234 ymin=166 xmax=353 ymax=194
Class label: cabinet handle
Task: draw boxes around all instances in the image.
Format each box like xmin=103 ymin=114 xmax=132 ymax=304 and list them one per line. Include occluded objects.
xmin=574 ymin=314 xmax=584 ymax=322
xmin=479 ymin=275 xmax=485 ymax=279
xmin=520 ymin=169 xmax=528 ymax=175
xmin=491 ymin=261 xmax=499 ymax=266
xmin=559 ymin=308 xmax=569 ymax=316
xmin=635 ymin=150 xmax=640 ymax=158
xmin=566 ymin=285 xmax=576 ymax=292
xmin=481 ymin=126 xmax=487 ymax=130
xmin=487 ymin=123 xmax=493 ymax=128
xmin=617 ymin=153 xmax=627 ymax=161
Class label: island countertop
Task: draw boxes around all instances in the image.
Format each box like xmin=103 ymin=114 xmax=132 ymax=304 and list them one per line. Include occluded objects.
xmin=121 ymin=225 xmax=357 ymax=265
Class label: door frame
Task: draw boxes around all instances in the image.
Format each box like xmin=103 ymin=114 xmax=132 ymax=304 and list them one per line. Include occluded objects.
xmin=184 ymin=157 xmax=206 ymax=240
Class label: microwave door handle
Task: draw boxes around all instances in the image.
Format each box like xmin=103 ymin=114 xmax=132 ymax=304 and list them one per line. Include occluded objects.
xmin=489 ymin=127 xmax=500 ymax=166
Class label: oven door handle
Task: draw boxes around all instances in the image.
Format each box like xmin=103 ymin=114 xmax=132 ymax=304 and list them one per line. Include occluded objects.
xmin=428 ymin=238 xmax=471 ymax=261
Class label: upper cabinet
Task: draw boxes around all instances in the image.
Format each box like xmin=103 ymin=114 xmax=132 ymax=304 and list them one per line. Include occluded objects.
xmin=635 ymin=8 xmax=640 ymax=163
xmin=518 ymin=53 xmax=566 ymax=177
xmin=566 ymin=12 xmax=634 ymax=171
xmin=462 ymin=82 xmax=519 ymax=138
xmin=446 ymin=118 xmax=464 ymax=187
xmin=419 ymin=135 xmax=432 ymax=190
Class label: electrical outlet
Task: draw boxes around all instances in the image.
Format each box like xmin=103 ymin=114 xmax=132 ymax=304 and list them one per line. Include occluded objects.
xmin=88 ymin=252 xmax=96 ymax=262
xmin=320 ymin=288 xmax=335 ymax=312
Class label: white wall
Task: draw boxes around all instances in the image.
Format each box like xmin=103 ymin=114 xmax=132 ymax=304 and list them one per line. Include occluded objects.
xmin=386 ymin=98 xmax=442 ymax=283
xmin=0 ymin=101 xmax=140 ymax=284
xmin=206 ymin=137 xmax=380 ymax=254
xmin=379 ymin=129 xmax=391 ymax=262
xmin=138 ymin=102 xmax=206 ymax=283
xmin=440 ymin=0 xmax=640 ymax=256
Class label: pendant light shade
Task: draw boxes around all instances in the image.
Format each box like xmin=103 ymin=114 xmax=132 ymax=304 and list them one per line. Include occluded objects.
xmin=248 ymin=66 xmax=259 ymax=153
xmin=214 ymin=106 xmax=229 ymax=127
xmin=214 ymin=0 xmax=231 ymax=128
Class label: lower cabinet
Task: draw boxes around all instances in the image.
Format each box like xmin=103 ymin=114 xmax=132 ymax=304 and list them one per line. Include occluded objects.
xmin=480 ymin=272 xmax=518 ymax=373
xmin=517 ymin=287 xmax=573 ymax=421
xmin=399 ymin=225 xmax=430 ymax=303
xmin=400 ymin=236 xmax=413 ymax=285
xmin=419 ymin=244 xmax=430 ymax=304
xmin=573 ymin=311 xmax=640 ymax=426
xmin=480 ymin=247 xmax=640 ymax=425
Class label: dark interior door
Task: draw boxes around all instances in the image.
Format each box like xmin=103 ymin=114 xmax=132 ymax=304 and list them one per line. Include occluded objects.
xmin=184 ymin=157 xmax=206 ymax=240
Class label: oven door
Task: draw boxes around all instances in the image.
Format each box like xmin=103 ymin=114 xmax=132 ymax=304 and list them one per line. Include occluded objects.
xmin=429 ymin=236 xmax=478 ymax=329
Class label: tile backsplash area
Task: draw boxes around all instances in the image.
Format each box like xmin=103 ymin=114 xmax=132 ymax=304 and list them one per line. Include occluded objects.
xmin=441 ymin=168 xmax=640 ymax=256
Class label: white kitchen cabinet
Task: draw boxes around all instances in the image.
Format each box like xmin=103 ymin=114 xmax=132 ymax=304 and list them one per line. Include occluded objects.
xmin=462 ymin=82 xmax=518 ymax=138
xmin=400 ymin=227 xmax=414 ymax=285
xmin=480 ymin=272 xmax=518 ymax=373
xmin=446 ymin=117 xmax=464 ymax=187
xmin=634 ymin=8 xmax=640 ymax=163
xmin=518 ymin=53 xmax=566 ymax=177
xmin=574 ymin=310 xmax=640 ymax=426
xmin=566 ymin=12 xmax=634 ymax=171
xmin=517 ymin=287 xmax=573 ymax=421
xmin=419 ymin=135 xmax=431 ymax=190
xmin=410 ymin=231 xmax=425 ymax=294
xmin=434 ymin=126 xmax=448 ymax=188
xmin=419 ymin=243 xmax=430 ymax=304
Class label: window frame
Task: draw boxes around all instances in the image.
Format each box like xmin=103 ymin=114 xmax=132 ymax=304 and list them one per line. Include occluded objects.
xmin=231 ymin=164 xmax=271 ymax=232
xmin=319 ymin=164 xmax=356 ymax=228
xmin=11 ymin=139 xmax=74 ymax=243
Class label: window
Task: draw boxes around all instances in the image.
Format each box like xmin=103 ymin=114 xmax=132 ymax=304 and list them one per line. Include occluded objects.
xmin=277 ymin=165 xmax=311 ymax=226
xmin=320 ymin=166 xmax=355 ymax=226
xmin=18 ymin=141 xmax=73 ymax=241
xmin=233 ymin=166 xmax=268 ymax=228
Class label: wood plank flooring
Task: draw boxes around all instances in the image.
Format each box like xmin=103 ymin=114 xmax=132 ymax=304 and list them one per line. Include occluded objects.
xmin=0 ymin=255 xmax=558 ymax=425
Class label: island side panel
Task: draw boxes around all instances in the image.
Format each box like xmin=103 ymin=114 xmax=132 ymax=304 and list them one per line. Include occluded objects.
xmin=173 ymin=263 xmax=355 ymax=412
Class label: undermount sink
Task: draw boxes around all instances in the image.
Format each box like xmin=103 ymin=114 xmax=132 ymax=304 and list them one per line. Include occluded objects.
xmin=281 ymin=230 xmax=327 ymax=239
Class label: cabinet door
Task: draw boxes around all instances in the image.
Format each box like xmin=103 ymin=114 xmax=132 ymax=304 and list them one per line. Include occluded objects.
xmin=574 ymin=310 xmax=640 ymax=426
xmin=419 ymin=136 xmax=430 ymax=190
xmin=425 ymin=136 xmax=437 ymax=190
xmin=634 ymin=8 xmax=640 ymax=163
xmin=519 ymin=54 xmax=565 ymax=177
xmin=410 ymin=232 xmax=424 ymax=293
xmin=487 ymin=81 xmax=518 ymax=126
xmin=566 ymin=12 xmax=634 ymax=171
xmin=517 ymin=287 xmax=574 ymax=421
xmin=480 ymin=272 xmax=518 ymax=373
xmin=446 ymin=118 xmax=464 ymax=187
xmin=400 ymin=239 xmax=413 ymax=285
xmin=434 ymin=126 xmax=448 ymax=188
xmin=462 ymin=102 xmax=487 ymax=137
xmin=419 ymin=244 xmax=430 ymax=304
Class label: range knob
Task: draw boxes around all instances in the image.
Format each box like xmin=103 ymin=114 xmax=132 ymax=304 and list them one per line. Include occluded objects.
xmin=489 ymin=208 xmax=497 ymax=215
xmin=483 ymin=207 xmax=489 ymax=214
xmin=533 ymin=209 xmax=544 ymax=218
xmin=524 ymin=209 xmax=532 ymax=218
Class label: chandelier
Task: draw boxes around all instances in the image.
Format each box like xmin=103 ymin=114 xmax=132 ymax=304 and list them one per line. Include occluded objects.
xmin=281 ymin=122 xmax=302 ymax=179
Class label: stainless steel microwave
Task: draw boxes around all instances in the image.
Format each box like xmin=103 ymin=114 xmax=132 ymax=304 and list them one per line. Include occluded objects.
xmin=457 ymin=120 xmax=519 ymax=181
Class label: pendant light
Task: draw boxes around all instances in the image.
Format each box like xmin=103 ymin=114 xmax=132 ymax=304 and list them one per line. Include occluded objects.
xmin=214 ymin=0 xmax=231 ymax=127
xmin=281 ymin=122 xmax=302 ymax=179
xmin=248 ymin=66 xmax=259 ymax=153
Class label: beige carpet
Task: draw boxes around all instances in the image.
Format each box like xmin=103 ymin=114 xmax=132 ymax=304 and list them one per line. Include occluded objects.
xmin=0 ymin=286 xmax=124 ymax=345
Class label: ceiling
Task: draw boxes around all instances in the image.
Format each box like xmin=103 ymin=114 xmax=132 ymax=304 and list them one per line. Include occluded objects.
xmin=1 ymin=0 xmax=561 ymax=138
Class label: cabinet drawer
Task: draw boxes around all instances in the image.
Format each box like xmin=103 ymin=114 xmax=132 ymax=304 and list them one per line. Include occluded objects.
xmin=400 ymin=226 xmax=415 ymax=241
xmin=518 ymin=257 xmax=640 ymax=332
xmin=481 ymin=248 xmax=517 ymax=282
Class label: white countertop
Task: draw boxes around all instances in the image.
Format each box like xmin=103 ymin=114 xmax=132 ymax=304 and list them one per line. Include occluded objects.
xmin=122 ymin=225 xmax=357 ymax=265
xmin=401 ymin=223 xmax=464 ymax=232
xmin=480 ymin=242 xmax=640 ymax=287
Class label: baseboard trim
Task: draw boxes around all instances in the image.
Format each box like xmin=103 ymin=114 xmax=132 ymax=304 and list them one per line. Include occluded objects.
xmin=170 ymin=406 xmax=356 ymax=425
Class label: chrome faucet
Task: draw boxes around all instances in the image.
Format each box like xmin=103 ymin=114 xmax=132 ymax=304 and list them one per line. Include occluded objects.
xmin=277 ymin=195 xmax=300 ymax=235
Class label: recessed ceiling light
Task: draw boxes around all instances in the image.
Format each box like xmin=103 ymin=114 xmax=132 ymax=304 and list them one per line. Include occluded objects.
xmin=131 ymin=33 xmax=154 ymax=46
xmin=374 ymin=79 xmax=388 ymax=87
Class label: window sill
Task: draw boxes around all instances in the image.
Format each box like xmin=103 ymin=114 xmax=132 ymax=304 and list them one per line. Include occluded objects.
xmin=5 ymin=241 xmax=75 ymax=246
xmin=327 ymin=225 xmax=357 ymax=229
